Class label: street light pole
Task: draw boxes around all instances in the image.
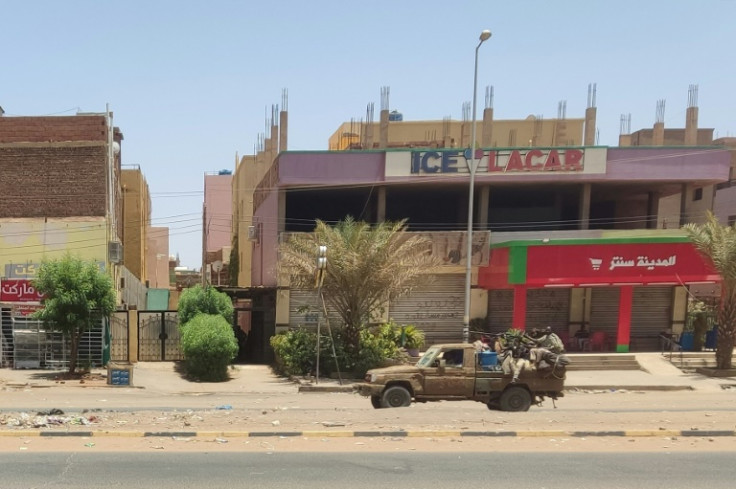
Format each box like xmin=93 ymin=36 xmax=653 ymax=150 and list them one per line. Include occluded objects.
xmin=463 ymin=29 xmax=492 ymax=344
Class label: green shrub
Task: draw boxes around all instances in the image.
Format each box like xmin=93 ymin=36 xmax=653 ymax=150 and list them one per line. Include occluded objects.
xmin=178 ymin=285 xmax=234 ymax=327
xmin=270 ymin=328 xmax=318 ymax=377
xmin=269 ymin=325 xmax=402 ymax=379
xmin=401 ymin=324 xmax=425 ymax=350
xmin=180 ymin=313 xmax=238 ymax=381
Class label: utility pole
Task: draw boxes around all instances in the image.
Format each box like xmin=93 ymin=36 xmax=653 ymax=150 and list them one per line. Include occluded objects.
xmin=315 ymin=245 xmax=327 ymax=383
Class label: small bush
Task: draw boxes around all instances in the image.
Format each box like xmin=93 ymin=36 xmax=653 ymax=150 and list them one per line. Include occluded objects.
xmin=178 ymin=285 xmax=234 ymax=326
xmin=270 ymin=325 xmax=401 ymax=379
xmin=180 ymin=313 xmax=238 ymax=381
xmin=270 ymin=328 xmax=318 ymax=377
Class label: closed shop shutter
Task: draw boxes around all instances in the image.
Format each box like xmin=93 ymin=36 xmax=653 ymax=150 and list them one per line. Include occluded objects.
xmin=590 ymin=288 xmax=620 ymax=342
xmin=630 ymin=286 xmax=672 ymax=351
xmin=526 ymin=288 xmax=570 ymax=333
xmin=388 ymin=274 xmax=465 ymax=345
xmin=288 ymin=289 xmax=343 ymax=331
xmin=487 ymin=289 xmax=513 ymax=334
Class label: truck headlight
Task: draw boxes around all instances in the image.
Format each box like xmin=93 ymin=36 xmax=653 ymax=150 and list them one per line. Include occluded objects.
xmin=364 ymin=372 xmax=377 ymax=383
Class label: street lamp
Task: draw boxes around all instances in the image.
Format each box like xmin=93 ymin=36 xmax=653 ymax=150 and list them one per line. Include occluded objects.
xmin=463 ymin=29 xmax=491 ymax=344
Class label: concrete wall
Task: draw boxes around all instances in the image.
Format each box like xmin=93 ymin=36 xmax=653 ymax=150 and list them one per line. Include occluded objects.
xmin=0 ymin=115 xmax=112 ymax=219
xmin=0 ymin=218 xmax=107 ymax=268
xmin=146 ymin=226 xmax=170 ymax=289
xmin=122 ymin=169 xmax=150 ymax=281
xmin=328 ymin=118 xmax=586 ymax=150
xmin=204 ymin=174 xmax=232 ymax=253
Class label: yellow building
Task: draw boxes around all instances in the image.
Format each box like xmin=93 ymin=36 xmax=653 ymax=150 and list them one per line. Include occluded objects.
xmin=328 ymin=116 xmax=585 ymax=151
xmin=121 ymin=167 xmax=151 ymax=283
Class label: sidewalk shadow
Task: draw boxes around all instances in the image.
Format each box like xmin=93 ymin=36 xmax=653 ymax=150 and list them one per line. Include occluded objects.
xmin=172 ymin=361 xmax=236 ymax=383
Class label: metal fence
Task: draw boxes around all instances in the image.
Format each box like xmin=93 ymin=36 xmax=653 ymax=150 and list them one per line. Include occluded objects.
xmin=138 ymin=311 xmax=182 ymax=361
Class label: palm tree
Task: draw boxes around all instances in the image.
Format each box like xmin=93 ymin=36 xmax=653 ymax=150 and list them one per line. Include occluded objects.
xmin=279 ymin=217 xmax=440 ymax=353
xmin=683 ymin=211 xmax=736 ymax=369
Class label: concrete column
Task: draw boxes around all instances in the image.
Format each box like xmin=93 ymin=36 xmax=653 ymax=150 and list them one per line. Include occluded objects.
xmin=270 ymin=124 xmax=279 ymax=163
xmin=679 ymin=183 xmax=688 ymax=227
xmin=653 ymin=122 xmax=665 ymax=146
xmin=616 ymin=286 xmax=633 ymax=353
xmin=279 ymin=110 xmax=288 ymax=152
xmin=584 ymin=107 xmax=597 ymax=145
xmin=647 ymin=191 xmax=660 ymax=229
xmin=127 ymin=309 xmax=138 ymax=363
xmin=379 ymin=110 xmax=389 ymax=148
xmin=278 ymin=189 xmax=286 ymax=234
xmin=481 ymin=108 xmax=494 ymax=147
xmin=477 ymin=186 xmax=490 ymax=230
xmin=376 ymin=187 xmax=386 ymax=222
xmin=685 ymin=106 xmax=698 ymax=146
xmin=579 ymin=183 xmax=591 ymax=230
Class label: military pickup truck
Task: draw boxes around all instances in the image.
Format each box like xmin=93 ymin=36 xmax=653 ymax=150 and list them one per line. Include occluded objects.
xmin=356 ymin=343 xmax=566 ymax=412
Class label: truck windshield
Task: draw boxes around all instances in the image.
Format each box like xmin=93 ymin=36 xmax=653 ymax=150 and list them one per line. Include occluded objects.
xmin=416 ymin=346 xmax=440 ymax=368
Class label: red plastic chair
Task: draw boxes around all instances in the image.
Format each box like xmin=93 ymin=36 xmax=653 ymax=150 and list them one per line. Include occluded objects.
xmin=589 ymin=331 xmax=608 ymax=351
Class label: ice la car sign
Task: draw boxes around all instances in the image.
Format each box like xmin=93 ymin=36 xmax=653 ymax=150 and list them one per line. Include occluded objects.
xmin=410 ymin=149 xmax=584 ymax=174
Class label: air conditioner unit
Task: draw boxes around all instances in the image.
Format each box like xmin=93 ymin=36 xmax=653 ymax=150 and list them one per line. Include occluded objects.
xmin=108 ymin=241 xmax=123 ymax=264
xmin=247 ymin=225 xmax=259 ymax=242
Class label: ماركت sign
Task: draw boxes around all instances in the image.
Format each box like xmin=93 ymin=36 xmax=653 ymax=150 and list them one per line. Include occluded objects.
xmin=0 ymin=279 xmax=44 ymax=302
xmin=410 ymin=149 xmax=584 ymax=174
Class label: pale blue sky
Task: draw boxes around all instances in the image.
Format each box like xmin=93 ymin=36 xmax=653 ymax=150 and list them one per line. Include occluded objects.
xmin=3 ymin=0 xmax=735 ymax=268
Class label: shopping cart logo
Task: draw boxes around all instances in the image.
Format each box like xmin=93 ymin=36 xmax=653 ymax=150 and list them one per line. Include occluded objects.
xmin=589 ymin=258 xmax=602 ymax=271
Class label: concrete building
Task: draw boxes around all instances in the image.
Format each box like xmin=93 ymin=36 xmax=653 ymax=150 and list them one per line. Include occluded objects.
xmin=146 ymin=226 xmax=171 ymax=290
xmin=0 ymin=111 xmax=127 ymax=368
xmin=121 ymin=166 xmax=151 ymax=284
xmin=203 ymin=170 xmax=233 ymax=286
xmin=237 ymin=86 xmax=732 ymax=355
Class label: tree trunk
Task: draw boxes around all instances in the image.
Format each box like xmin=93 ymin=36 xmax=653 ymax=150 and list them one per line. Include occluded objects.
xmin=67 ymin=327 xmax=84 ymax=374
xmin=716 ymin=299 xmax=736 ymax=370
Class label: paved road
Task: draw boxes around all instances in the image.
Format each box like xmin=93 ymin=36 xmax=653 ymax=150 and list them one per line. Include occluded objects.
xmin=1 ymin=451 xmax=734 ymax=489
xmin=2 ymin=360 xmax=735 ymax=437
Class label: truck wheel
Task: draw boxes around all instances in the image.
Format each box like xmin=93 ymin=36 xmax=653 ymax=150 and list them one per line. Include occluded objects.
xmin=500 ymin=386 xmax=531 ymax=412
xmin=371 ymin=396 xmax=382 ymax=409
xmin=380 ymin=386 xmax=412 ymax=408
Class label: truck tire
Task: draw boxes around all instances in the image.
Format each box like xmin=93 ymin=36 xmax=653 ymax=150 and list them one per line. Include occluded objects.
xmin=380 ymin=386 xmax=412 ymax=408
xmin=371 ymin=396 xmax=382 ymax=409
xmin=500 ymin=386 xmax=532 ymax=412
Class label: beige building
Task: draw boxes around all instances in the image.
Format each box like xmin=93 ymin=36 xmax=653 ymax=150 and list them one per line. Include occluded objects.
xmin=617 ymin=87 xmax=736 ymax=231
xmin=146 ymin=226 xmax=170 ymax=289
xmin=121 ymin=167 xmax=151 ymax=283
xmin=329 ymin=116 xmax=585 ymax=151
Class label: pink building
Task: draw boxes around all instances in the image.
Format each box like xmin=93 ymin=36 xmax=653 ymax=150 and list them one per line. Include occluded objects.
xmin=203 ymin=171 xmax=233 ymax=285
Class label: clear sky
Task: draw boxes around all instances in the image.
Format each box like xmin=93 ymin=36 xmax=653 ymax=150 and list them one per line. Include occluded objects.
xmin=3 ymin=0 xmax=735 ymax=269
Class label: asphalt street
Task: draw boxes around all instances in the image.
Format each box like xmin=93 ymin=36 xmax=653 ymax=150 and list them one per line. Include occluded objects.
xmin=1 ymin=451 xmax=735 ymax=489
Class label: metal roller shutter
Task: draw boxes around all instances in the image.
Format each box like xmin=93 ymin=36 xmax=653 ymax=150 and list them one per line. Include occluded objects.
xmin=487 ymin=289 xmax=513 ymax=334
xmin=526 ymin=288 xmax=570 ymax=333
xmin=630 ymin=286 xmax=672 ymax=351
xmin=590 ymin=287 xmax=620 ymax=342
xmin=289 ymin=289 xmax=342 ymax=331
xmin=388 ymin=274 xmax=465 ymax=345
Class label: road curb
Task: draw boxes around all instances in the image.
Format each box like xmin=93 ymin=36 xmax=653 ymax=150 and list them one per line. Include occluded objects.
xmin=0 ymin=429 xmax=733 ymax=438
xmin=296 ymin=385 xmax=695 ymax=393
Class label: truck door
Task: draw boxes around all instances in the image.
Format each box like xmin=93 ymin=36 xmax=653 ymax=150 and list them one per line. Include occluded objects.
xmin=422 ymin=348 xmax=474 ymax=398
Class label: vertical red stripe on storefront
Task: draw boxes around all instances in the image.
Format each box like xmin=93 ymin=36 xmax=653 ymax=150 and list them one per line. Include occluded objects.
xmin=512 ymin=285 xmax=527 ymax=331
xmin=616 ymin=286 xmax=633 ymax=352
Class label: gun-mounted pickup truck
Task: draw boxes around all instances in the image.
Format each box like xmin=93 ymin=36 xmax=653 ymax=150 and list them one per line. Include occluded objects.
xmin=356 ymin=343 xmax=566 ymax=412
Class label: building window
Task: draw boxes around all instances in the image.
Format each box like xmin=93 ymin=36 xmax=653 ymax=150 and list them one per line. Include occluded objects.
xmin=693 ymin=188 xmax=703 ymax=201
xmin=728 ymin=215 xmax=736 ymax=226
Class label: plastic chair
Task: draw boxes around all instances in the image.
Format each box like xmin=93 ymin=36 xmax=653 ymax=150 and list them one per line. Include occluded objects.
xmin=589 ymin=331 xmax=608 ymax=352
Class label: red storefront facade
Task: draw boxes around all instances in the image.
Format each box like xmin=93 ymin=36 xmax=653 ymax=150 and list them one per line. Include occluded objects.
xmin=478 ymin=237 xmax=719 ymax=352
